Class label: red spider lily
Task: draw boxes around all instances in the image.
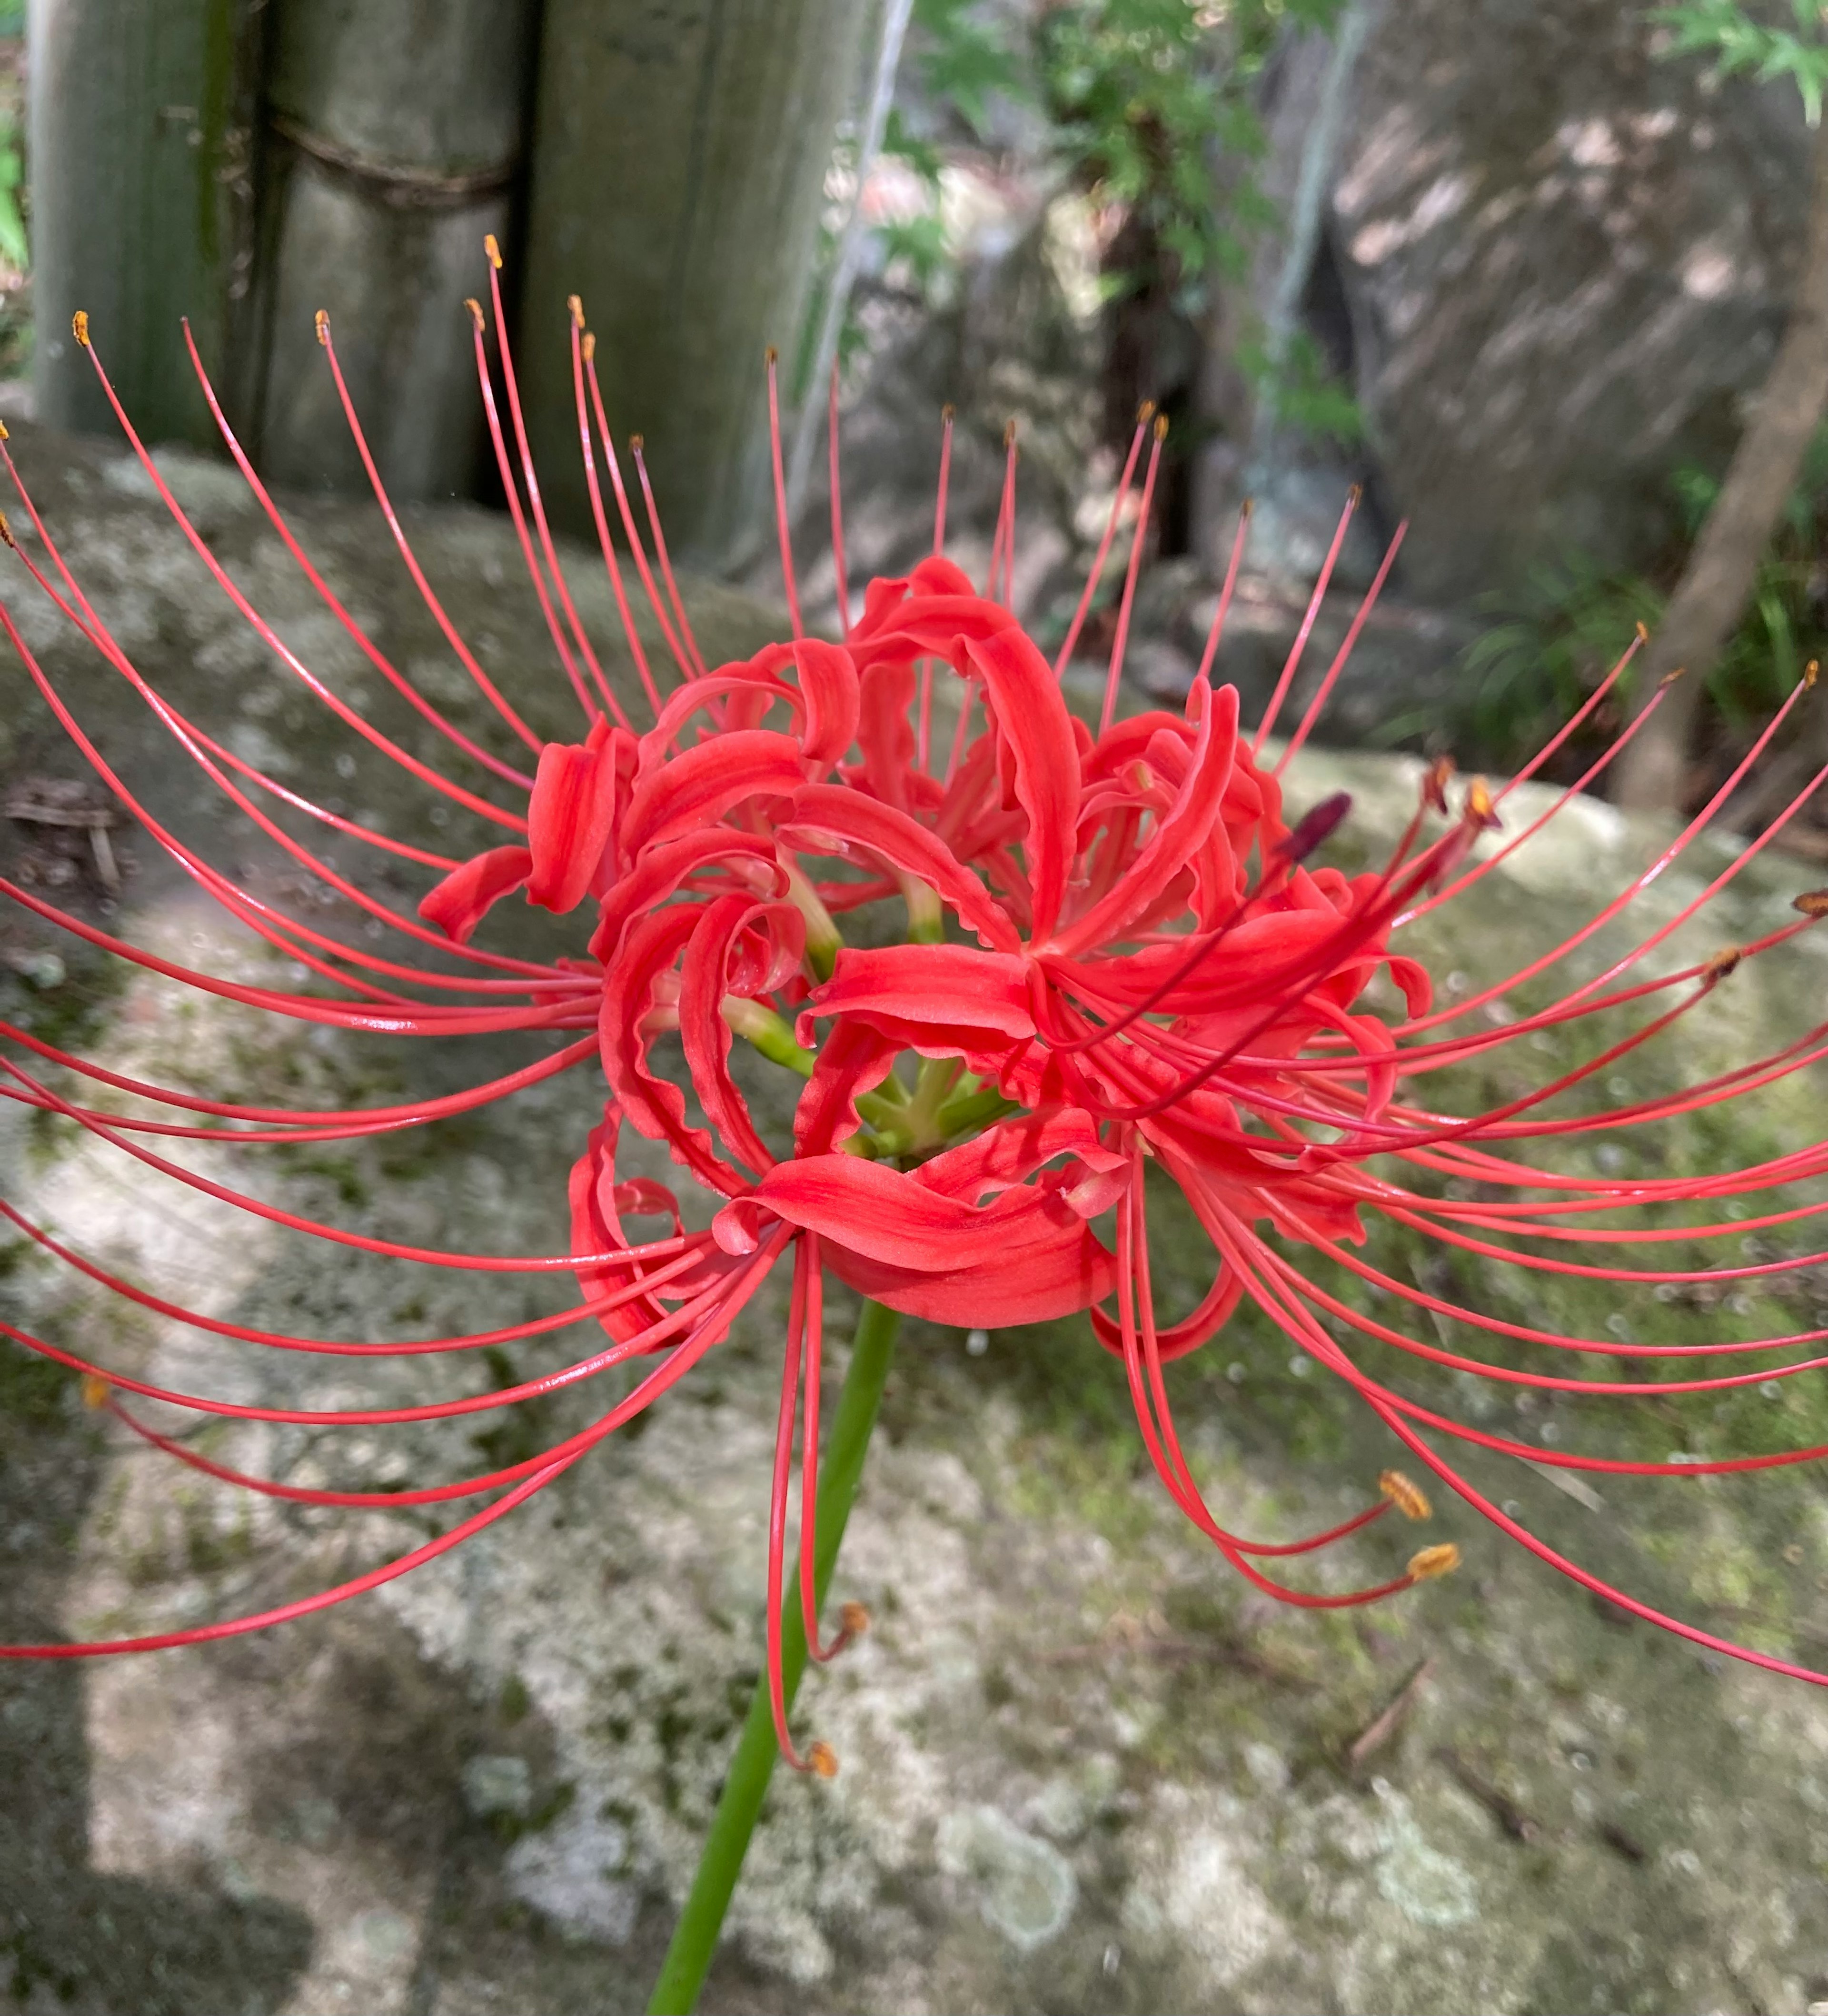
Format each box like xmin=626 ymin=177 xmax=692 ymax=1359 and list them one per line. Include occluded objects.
xmin=5 ymin=247 xmax=1828 ymax=1785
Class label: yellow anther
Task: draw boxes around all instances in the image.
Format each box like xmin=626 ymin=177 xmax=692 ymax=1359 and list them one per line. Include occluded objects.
xmin=1793 ymin=889 xmax=1828 ymax=920
xmin=1003 ymin=417 xmax=1018 ymax=448
xmin=1136 ymin=398 xmax=1156 ymax=424
xmin=464 ymin=296 xmax=484 ymax=332
xmin=840 ymin=1601 xmax=871 ymax=1637
xmin=1408 ymin=1543 xmax=1460 ymax=1582
xmin=765 ymin=345 xmax=779 ymax=367
xmin=80 ymin=1373 xmax=110 ymax=1410
xmin=484 ymin=232 xmax=502 ymax=269
xmin=1807 ymin=659 xmax=1820 ymax=689
xmin=629 ymin=432 xmax=644 ymax=453
xmin=807 ymin=1739 xmax=840 ymax=1779
xmin=314 ymin=308 xmax=329 ymax=346
xmin=1422 ymin=753 xmax=1456 ymax=814
xmin=1634 ymin=620 xmax=1649 ymax=643
xmin=1703 ymin=945 xmax=1742 ymax=981
xmin=941 ymin=402 xmax=956 ymax=422
xmin=1239 ymin=495 xmax=1254 ymax=520
xmin=567 ymin=293 xmax=585 ymax=329
xmin=1152 ymin=411 xmax=1169 ymax=442
xmin=1465 ymin=776 xmax=1497 ymax=827
xmin=1660 ymin=665 xmax=1686 ymax=687
xmin=1347 ymin=482 xmax=1363 ymax=507
xmin=72 ymin=309 xmax=90 ymax=346
xmin=1379 ymin=1470 xmax=1431 ymax=1521
xmin=0 ymin=510 xmax=14 ymax=550
xmin=0 ymin=417 xmax=10 ymax=438
xmin=582 ymin=330 xmax=596 ymax=363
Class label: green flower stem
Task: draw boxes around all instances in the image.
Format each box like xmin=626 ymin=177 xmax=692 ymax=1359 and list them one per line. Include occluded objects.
xmin=646 ymin=1297 xmax=903 ymax=2016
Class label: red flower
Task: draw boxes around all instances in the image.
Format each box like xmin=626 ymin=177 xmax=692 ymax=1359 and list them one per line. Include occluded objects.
xmin=5 ymin=251 xmax=1828 ymax=1779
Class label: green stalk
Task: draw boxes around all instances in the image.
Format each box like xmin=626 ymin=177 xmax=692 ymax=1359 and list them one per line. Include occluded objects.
xmin=646 ymin=1298 xmax=903 ymax=2016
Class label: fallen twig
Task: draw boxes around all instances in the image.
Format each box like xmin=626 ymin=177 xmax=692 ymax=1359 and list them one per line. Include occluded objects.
xmin=1434 ymin=1745 xmax=1543 ymax=1842
xmin=1348 ymin=1655 xmax=1435 ymax=1769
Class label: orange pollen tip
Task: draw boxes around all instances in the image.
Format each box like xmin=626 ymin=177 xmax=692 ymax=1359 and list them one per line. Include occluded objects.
xmin=1422 ymin=754 xmax=1455 ymax=814
xmin=314 ymin=308 xmax=329 ymax=345
xmin=582 ymin=330 xmax=596 ymax=363
xmin=463 ymin=296 xmax=483 ymax=332
xmin=1347 ymin=482 xmax=1363 ymax=507
xmin=1465 ymin=776 xmax=1496 ymax=825
xmin=72 ymin=309 xmax=90 ymax=346
xmin=0 ymin=510 xmax=13 ymax=549
xmin=1240 ymin=496 xmax=1255 ymax=520
xmin=629 ymin=433 xmax=644 ymax=453
xmin=484 ymin=232 xmax=502 ymax=269
xmin=1379 ymin=1469 xmax=1431 ymax=1520
xmin=1152 ymin=412 xmax=1170 ymax=442
xmin=1793 ymin=889 xmax=1828 ymax=920
xmin=807 ymin=1739 xmax=840 ymax=1779
xmin=1807 ymin=659 xmax=1820 ymax=689
xmin=1003 ymin=418 xmax=1018 ymax=447
xmin=0 ymin=416 xmax=9 ymax=439
xmin=567 ymin=293 xmax=585 ymax=328
xmin=1137 ymin=399 xmax=1156 ymax=423
xmin=1635 ymin=620 xmax=1649 ymax=643
xmin=765 ymin=345 xmax=779 ymax=368
xmin=1703 ymin=946 xmax=1742 ymax=981
xmin=1661 ymin=665 xmax=1686 ymax=687
xmin=840 ymin=1600 xmax=871 ymax=1636
xmin=1408 ymin=1543 xmax=1460 ymax=1582
xmin=941 ymin=402 xmax=956 ymax=422
xmin=80 ymin=1373 xmax=110 ymax=1410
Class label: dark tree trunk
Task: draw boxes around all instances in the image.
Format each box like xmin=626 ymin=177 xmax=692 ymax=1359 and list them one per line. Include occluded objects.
xmin=514 ymin=0 xmax=877 ymax=566
xmin=1617 ymin=117 xmax=1828 ymax=815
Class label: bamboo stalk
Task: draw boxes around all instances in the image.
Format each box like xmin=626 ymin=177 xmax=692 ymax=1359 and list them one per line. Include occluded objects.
xmin=516 ymin=0 xmax=880 ymax=565
xmin=245 ymin=0 xmax=539 ymax=499
xmin=29 ymin=0 xmax=261 ymax=449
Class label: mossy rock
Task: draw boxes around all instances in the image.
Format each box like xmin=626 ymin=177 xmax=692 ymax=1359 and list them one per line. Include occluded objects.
xmin=4 ymin=419 xmax=1828 ymax=2014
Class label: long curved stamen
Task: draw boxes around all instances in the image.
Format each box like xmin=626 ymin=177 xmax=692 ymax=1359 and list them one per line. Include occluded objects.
xmin=567 ymin=303 xmax=664 ymax=719
xmin=1194 ymin=499 xmax=1252 ymax=685
xmin=767 ymin=348 xmax=805 ymax=640
xmin=466 ymin=281 xmax=614 ymax=725
xmin=1053 ymin=405 xmax=1151 ymax=680
xmin=172 ymin=323 xmax=541 ymax=778
xmin=579 ymin=342 xmax=695 ymax=679
xmin=629 ymin=435 xmax=710 ymax=680
xmin=0 ymin=585 xmax=568 ymax=995
xmin=67 ymin=326 xmax=533 ymax=832
xmin=299 ymin=319 xmax=554 ymax=761
xmin=1274 ymin=522 xmax=1406 ymax=774
xmin=1250 ymin=487 xmax=1359 ymax=754
xmin=1102 ymin=413 xmax=1167 ymax=735
xmin=828 ymin=363 xmax=853 ymax=638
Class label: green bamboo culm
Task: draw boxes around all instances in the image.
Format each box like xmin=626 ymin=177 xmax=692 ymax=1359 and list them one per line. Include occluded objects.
xmin=646 ymin=1297 xmax=903 ymax=2016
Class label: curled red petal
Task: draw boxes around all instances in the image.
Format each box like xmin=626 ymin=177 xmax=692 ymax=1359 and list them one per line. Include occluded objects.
xmin=527 ymin=721 xmax=619 ymax=914
xmin=417 ymin=844 xmax=533 ymax=944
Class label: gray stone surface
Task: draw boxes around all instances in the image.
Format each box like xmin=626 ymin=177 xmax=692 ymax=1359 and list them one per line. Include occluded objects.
xmin=4 ymin=418 xmax=1828 ymax=2014
xmin=1331 ymin=0 xmax=1815 ymax=602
